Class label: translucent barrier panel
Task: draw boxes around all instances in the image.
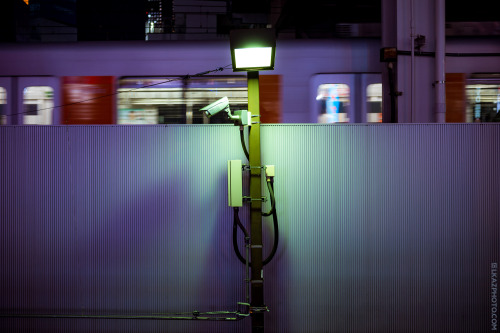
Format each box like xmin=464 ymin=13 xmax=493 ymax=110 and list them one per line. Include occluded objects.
xmin=366 ymin=83 xmax=382 ymax=123
xmin=316 ymin=83 xmax=350 ymax=123
xmin=23 ymin=86 xmax=54 ymax=125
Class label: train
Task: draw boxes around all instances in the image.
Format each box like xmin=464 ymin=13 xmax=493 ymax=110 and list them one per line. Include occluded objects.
xmin=0 ymin=37 xmax=499 ymax=125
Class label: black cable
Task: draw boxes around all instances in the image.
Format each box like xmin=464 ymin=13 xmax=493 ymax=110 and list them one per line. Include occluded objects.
xmin=233 ymin=207 xmax=249 ymax=265
xmin=262 ymin=179 xmax=275 ymax=217
xmin=233 ymin=207 xmax=249 ymax=239
xmin=232 ymin=183 xmax=279 ymax=266
xmin=239 ymin=127 xmax=250 ymax=161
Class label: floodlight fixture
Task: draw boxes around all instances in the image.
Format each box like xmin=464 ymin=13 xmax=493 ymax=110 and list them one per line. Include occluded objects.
xmin=230 ymin=28 xmax=276 ymax=72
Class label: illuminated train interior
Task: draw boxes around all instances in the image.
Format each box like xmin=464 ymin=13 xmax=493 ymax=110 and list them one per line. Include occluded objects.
xmin=12 ymin=76 xmax=499 ymax=125
xmin=4 ymin=73 xmax=499 ymax=126
xmin=117 ymin=76 xmax=249 ymax=125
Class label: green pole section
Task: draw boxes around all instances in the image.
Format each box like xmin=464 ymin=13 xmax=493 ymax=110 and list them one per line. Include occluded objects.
xmin=248 ymin=71 xmax=264 ymax=333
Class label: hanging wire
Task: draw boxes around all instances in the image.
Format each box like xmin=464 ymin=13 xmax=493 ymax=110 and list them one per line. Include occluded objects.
xmin=239 ymin=126 xmax=250 ymax=161
xmin=4 ymin=64 xmax=232 ymax=118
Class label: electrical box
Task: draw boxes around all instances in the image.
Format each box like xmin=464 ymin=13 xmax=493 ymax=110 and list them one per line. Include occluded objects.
xmin=265 ymin=165 xmax=275 ymax=177
xmin=234 ymin=110 xmax=252 ymax=126
xmin=228 ymin=160 xmax=243 ymax=207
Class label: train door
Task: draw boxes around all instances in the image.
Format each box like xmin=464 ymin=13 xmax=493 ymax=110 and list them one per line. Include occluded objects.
xmin=16 ymin=77 xmax=60 ymax=125
xmin=310 ymin=74 xmax=382 ymax=124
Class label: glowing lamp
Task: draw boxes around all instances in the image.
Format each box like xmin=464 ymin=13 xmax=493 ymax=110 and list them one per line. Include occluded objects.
xmin=230 ymin=29 xmax=276 ymax=72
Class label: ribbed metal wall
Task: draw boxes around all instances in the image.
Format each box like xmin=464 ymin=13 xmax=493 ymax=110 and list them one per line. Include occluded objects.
xmin=1 ymin=124 xmax=499 ymax=332
xmin=0 ymin=125 xmax=249 ymax=333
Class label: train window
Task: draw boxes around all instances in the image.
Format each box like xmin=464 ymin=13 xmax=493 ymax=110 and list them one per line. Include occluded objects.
xmin=118 ymin=108 xmax=158 ymax=124
xmin=316 ymin=84 xmax=350 ymax=123
xmin=23 ymin=86 xmax=53 ymax=125
xmin=0 ymin=87 xmax=6 ymax=125
xmin=117 ymin=76 xmax=248 ymax=124
xmin=366 ymin=83 xmax=382 ymax=123
xmin=465 ymin=84 xmax=500 ymax=122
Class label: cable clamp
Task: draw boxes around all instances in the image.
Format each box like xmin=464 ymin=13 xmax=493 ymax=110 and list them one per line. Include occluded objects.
xmin=251 ymin=280 xmax=264 ymax=284
xmin=242 ymin=165 xmax=265 ymax=171
xmin=432 ymin=80 xmax=446 ymax=87
xmin=249 ymin=306 xmax=269 ymax=313
xmin=242 ymin=196 xmax=267 ymax=202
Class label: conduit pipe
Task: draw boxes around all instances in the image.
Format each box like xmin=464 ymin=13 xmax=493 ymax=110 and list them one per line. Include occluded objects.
xmin=410 ymin=0 xmax=415 ymax=122
xmin=435 ymin=0 xmax=446 ymax=122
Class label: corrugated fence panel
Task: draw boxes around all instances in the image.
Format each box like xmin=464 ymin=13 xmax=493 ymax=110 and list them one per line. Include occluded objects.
xmin=1 ymin=124 xmax=499 ymax=332
xmin=260 ymin=124 xmax=500 ymax=333
xmin=0 ymin=125 xmax=250 ymax=333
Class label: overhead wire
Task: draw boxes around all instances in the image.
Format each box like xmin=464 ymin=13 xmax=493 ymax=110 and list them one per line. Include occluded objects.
xmin=3 ymin=64 xmax=232 ymax=118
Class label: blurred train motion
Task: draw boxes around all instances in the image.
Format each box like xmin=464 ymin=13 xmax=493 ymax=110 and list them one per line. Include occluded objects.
xmin=0 ymin=38 xmax=499 ymax=125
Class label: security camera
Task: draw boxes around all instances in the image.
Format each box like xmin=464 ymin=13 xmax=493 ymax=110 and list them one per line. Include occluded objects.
xmin=200 ymin=96 xmax=252 ymax=126
xmin=200 ymin=96 xmax=230 ymax=118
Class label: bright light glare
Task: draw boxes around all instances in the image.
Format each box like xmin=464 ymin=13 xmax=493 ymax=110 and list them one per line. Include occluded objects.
xmin=234 ymin=47 xmax=272 ymax=69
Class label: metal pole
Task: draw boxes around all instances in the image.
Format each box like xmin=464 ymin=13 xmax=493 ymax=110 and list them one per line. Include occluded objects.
xmin=410 ymin=0 xmax=415 ymax=122
xmin=247 ymin=70 xmax=264 ymax=333
xmin=435 ymin=0 xmax=446 ymax=123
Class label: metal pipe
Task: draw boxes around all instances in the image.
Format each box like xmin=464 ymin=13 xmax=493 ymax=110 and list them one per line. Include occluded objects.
xmin=0 ymin=313 xmax=245 ymax=321
xmin=435 ymin=0 xmax=446 ymax=122
xmin=410 ymin=0 xmax=415 ymax=122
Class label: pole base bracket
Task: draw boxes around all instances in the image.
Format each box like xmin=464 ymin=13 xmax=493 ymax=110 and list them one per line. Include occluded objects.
xmin=249 ymin=306 xmax=269 ymax=314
